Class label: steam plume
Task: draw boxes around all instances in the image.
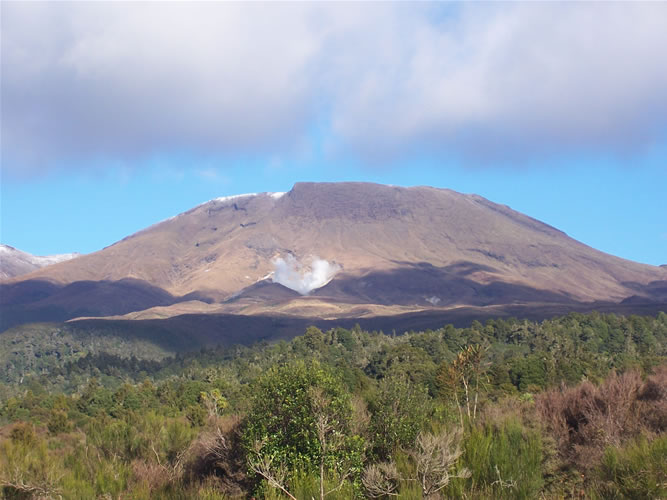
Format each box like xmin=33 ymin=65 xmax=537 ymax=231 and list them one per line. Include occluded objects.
xmin=272 ymin=255 xmax=340 ymax=295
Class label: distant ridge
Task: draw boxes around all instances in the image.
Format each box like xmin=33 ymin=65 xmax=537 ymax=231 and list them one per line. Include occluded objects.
xmin=0 ymin=244 xmax=80 ymax=280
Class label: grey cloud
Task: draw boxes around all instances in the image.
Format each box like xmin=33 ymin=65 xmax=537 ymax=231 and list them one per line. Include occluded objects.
xmin=2 ymin=2 xmax=667 ymax=175
xmin=2 ymin=2 xmax=326 ymax=174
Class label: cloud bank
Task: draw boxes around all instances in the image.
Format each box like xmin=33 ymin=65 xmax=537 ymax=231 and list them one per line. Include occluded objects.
xmin=272 ymin=255 xmax=340 ymax=295
xmin=3 ymin=2 xmax=667 ymax=175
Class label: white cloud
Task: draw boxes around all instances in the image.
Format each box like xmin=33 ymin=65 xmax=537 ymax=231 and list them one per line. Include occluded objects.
xmin=2 ymin=2 xmax=666 ymax=175
xmin=272 ymin=255 xmax=340 ymax=295
xmin=328 ymin=3 xmax=667 ymax=162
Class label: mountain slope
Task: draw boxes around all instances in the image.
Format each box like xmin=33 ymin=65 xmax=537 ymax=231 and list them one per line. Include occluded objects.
xmin=2 ymin=183 xmax=665 ymax=330
xmin=0 ymin=244 xmax=80 ymax=279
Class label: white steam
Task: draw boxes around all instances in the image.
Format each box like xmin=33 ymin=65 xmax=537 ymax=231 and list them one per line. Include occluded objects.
xmin=272 ymin=255 xmax=340 ymax=295
xmin=425 ymin=296 xmax=441 ymax=306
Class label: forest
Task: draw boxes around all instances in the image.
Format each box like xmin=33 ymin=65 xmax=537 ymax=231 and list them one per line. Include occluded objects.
xmin=0 ymin=311 xmax=665 ymax=499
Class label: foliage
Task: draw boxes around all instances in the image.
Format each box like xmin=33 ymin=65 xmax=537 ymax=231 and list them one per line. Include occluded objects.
xmin=449 ymin=418 xmax=544 ymax=499
xmin=243 ymin=361 xmax=352 ymax=472
xmin=243 ymin=360 xmax=365 ymax=498
xmin=368 ymin=374 xmax=431 ymax=460
xmin=0 ymin=436 xmax=63 ymax=499
xmin=0 ymin=311 xmax=664 ymax=498
xmin=435 ymin=344 xmax=488 ymax=430
xmin=590 ymin=435 xmax=667 ymax=499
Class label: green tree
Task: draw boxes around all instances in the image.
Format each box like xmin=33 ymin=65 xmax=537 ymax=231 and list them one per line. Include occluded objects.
xmin=368 ymin=374 xmax=430 ymax=460
xmin=243 ymin=360 xmax=361 ymax=496
xmin=509 ymin=354 xmax=547 ymax=392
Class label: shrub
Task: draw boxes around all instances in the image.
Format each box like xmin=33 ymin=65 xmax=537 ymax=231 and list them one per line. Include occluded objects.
xmin=590 ymin=435 xmax=667 ymax=499
xmin=362 ymin=428 xmax=469 ymax=499
xmin=187 ymin=415 xmax=247 ymax=496
xmin=9 ymin=422 xmax=36 ymax=445
xmin=186 ymin=403 xmax=207 ymax=427
xmin=447 ymin=419 xmax=543 ymax=500
xmin=47 ymin=409 xmax=72 ymax=435
xmin=536 ymin=367 xmax=666 ymax=470
xmin=368 ymin=374 xmax=431 ymax=460
xmin=243 ymin=361 xmax=363 ymax=498
xmin=0 ymin=437 xmax=63 ymax=499
xmin=243 ymin=361 xmax=352 ymax=473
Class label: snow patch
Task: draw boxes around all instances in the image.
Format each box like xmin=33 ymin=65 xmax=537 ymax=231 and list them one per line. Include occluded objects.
xmin=0 ymin=244 xmax=80 ymax=267
xmin=208 ymin=191 xmax=286 ymax=205
xmin=272 ymin=255 xmax=340 ymax=295
xmin=33 ymin=253 xmax=80 ymax=266
xmin=213 ymin=193 xmax=258 ymax=203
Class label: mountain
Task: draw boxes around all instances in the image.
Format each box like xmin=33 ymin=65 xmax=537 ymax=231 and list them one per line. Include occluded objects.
xmin=0 ymin=244 xmax=80 ymax=279
xmin=1 ymin=182 xmax=665 ymax=333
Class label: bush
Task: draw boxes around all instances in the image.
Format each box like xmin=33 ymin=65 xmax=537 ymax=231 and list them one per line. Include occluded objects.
xmin=9 ymin=422 xmax=36 ymax=445
xmin=243 ymin=361 xmax=353 ymax=473
xmin=0 ymin=436 xmax=63 ymax=499
xmin=536 ymin=367 xmax=666 ymax=470
xmin=446 ymin=419 xmax=543 ymax=500
xmin=368 ymin=374 xmax=431 ymax=460
xmin=590 ymin=435 xmax=667 ymax=499
xmin=47 ymin=409 xmax=72 ymax=435
xmin=187 ymin=415 xmax=247 ymax=496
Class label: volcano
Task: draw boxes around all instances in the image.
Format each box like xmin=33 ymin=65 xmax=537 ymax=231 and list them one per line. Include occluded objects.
xmin=2 ymin=182 xmax=665 ymax=333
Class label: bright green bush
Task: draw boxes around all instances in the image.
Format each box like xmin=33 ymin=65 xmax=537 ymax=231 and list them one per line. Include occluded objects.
xmin=243 ymin=360 xmax=362 ymax=492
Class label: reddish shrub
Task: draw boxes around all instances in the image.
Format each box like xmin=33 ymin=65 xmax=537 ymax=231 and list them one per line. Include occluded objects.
xmin=637 ymin=365 xmax=667 ymax=433
xmin=536 ymin=367 xmax=665 ymax=470
xmin=131 ymin=460 xmax=172 ymax=493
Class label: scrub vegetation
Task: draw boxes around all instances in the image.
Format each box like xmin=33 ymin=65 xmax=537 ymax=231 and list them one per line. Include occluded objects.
xmin=1 ymin=311 xmax=665 ymax=498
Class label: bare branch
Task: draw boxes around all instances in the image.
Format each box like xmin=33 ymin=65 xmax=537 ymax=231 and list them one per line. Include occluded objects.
xmin=410 ymin=429 xmax=470 ymax=498
xmin=362 ymin=462 xmax=400 ymax=498
xmin=247 ymin=440 xmax=297 ymax=500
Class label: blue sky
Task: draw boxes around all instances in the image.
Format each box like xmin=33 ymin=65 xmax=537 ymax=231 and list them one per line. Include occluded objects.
xmin=2 ymin=2 xmax=666 ymax=265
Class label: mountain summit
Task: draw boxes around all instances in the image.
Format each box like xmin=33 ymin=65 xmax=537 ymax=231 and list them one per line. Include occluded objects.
xmin=2 ymin=182 xmax=665 ymax=331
